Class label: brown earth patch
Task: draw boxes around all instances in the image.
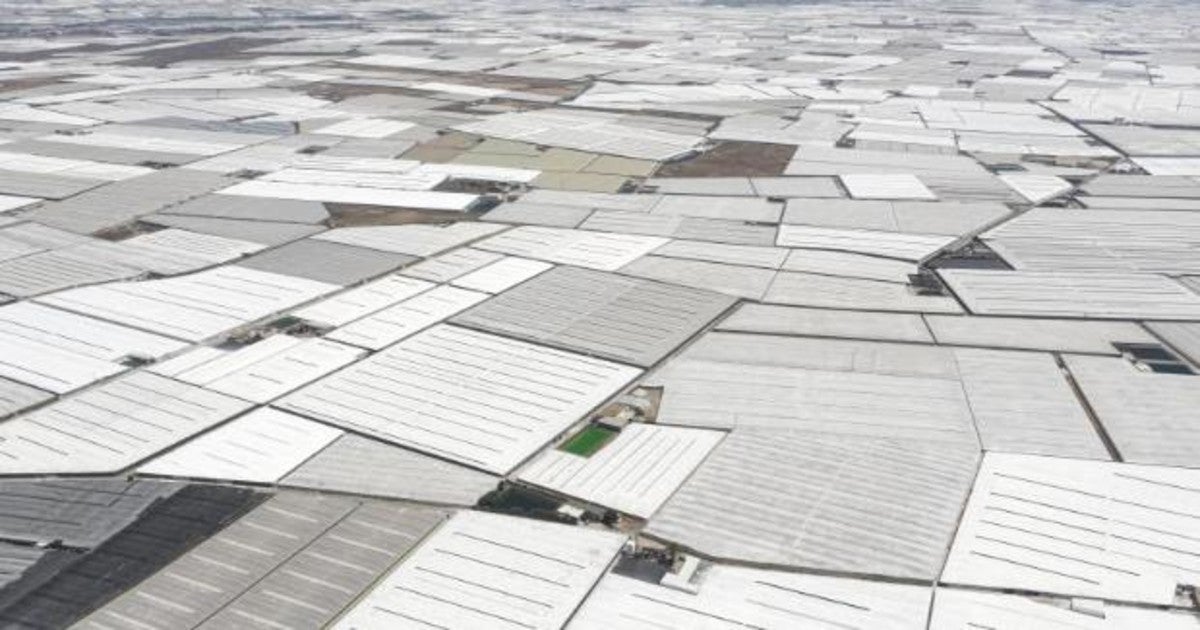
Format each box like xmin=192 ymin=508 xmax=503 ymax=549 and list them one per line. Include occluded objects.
xmin=653 ymin=140 xmax=797 ymax=177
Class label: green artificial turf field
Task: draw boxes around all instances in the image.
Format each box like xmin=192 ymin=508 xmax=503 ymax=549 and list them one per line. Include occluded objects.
xmin=559 ymin=425 xmax=617 ymax=457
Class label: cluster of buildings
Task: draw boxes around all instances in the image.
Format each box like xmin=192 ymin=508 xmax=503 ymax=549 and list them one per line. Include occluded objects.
xmin=0 ymin=0 xmax=1198 ymax=628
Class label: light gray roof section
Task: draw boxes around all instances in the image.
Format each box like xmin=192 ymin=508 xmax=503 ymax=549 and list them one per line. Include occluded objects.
xmin=921 ymin=172 xmax=1023 ymax=204
xmin=572 ymin=567 xmax=930 ymax=630
xmin=1065 ymin=354 xmax=1200 ymax=468
xmin=36 ymin=266 xmax=337 ymax=343
xmin=0 ymin=378 xmax=52 ymax=420
xmin=1146 ymin=321 xmax=1200 ymax=366
xmin=783 ymin=199 xmax=1010 ymax=236
xmin=278 ymin=324 xmax=640 ymax=474
xmin=649 ymin=195 xmax=783 ymax=223
xmin=645 ymin=428 xmax=980 ymax=580
xmin=91 ymin=122 xmax=278 ymax=148
xmin=64 ymin=234 xmax=262 ymax=278
xmin=162 ymin=194 xmax=330 ymax=224
xmin=649 ymin=338 xmax=977 ymax=445
xmin=137 ymin=116 xmax=295 ymax=137
xmin=1080 ymin=174 xmax=1200 ymax=199
xmin=652 ymin=353 xmax=978 ymax=441
xmin=314 ymin=223 xmax=505 ymax=257
xmin=939 ymin=453 xmax=1200 ymax=607
xmin=953 ymin=349 xmax=1107 ymax=459
xmin=750 ymin=176 xmax=843 ymax=198
xmin=24 ymin=170 xmax=238 ymax=234
xmin=280 ymin=434 xmax=499 ymax=506
xmin=644 ymin=177 xmax=756 ymax=196
xmin=76 ymin=492 xmax=446 ymax=630
xmin=982 ymin=208 xmax=1200 ymax=274
xmin=783 ymin=199 xmax=893 ymax=231
xmin=776 ymin=224 xmax=954 ymax=262
xmin=782 ymin=249 xmax=917 ymax=283
xmin=785 ymin=145 xmax=987 ymax=176
xmin=930 ymin=588 xmax=1200 ymax=629
xmin=482 ymin=200 xmax=593 ymax=228
xmin=333 ymin=509 xmax=625 ymax=629
xmin=0 ymin=249 xmax=141 ymax=297
xmin=926 ymin=315 xmax=1154 ymax=355
xmin=888 ymin=200 xmax=1017 ymax=234
xmin=717 ymin=303 xmax=934 ymax=343
xmin=400 ymin=247 xmax=503 ymax=283
xmin=765 ymin=271 xmax=963 ymax=313
xmin=664 ymin=332 xmax=961 ymax=380
xmin=142 ymin=214 xmax=325 ymax=247
xmin=1082 ymin=123 xmax=1200 ymax=156
xmin=0 ymin=170 xmax=101 ymax=199
xmin=841 ymin=173 xmax=936 ymax=201
xmin=0 ymin=478 xmax=177 ymax=547
xmin=236 ymin=239 xmax=416 ymax=286
xmin=620 ymin=255 xmax=776 ymax=300
xmin=452 ymin=266 xmax=736 ymax=367
xmin=0 ymin=139 xmax=198 ymax=167
xmin=320 ymin=137 xmax=417 ymax=158
xmin=518 ymin=189 xmax=662 ymax=213
xmin=581 ymin=210 xmax=777 ymax=246
xmin=939 ymin=270 xmax=1200 ymax=320
xmin=1080 ymin=196 xmax=1200 ymax=210
xmin=0 ymin=371 xmax=254 ymax=476
xmin=647 ymin=334 xmax=992 ymax=444
xmin=1183 ymin=276 xmax=1200 ymax=295
xmin=0 ymin=223 xmax=91 ymax=252
xmin=650 ymin=239 xmax=788 ymax=269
